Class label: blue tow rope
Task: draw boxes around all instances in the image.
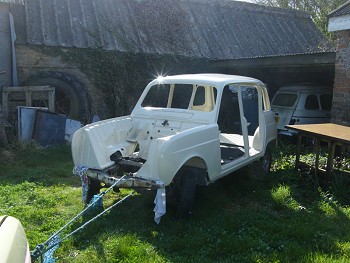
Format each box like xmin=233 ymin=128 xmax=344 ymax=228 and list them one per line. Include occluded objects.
xmin=31 ymin=170 xmax=131 ymax=262
xmin=89 ymin=194 xmax=103 ymax=210
xmin=42 ymin=235 xmax=59 ymax=263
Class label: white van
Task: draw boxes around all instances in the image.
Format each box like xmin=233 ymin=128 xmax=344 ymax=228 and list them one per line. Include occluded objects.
xmin=271 ymin=85 xmax=333 ymax=136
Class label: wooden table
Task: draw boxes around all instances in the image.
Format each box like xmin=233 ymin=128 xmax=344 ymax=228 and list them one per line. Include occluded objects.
xmin=286 ymin=123 xmax=350 ymax=177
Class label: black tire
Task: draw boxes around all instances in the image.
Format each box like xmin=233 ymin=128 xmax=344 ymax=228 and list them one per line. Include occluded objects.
xmin=167 ymin=166 xmax=197 ymax=219
xmin=86 ymin=178 xmax=101 ymax=204
xmin=259 ymin=147 xmax=272 ymax=176
xmin=176 ymin=173 xmax=197 ymax=218
xmin=25 ymin=71 xmax=88 ymax=120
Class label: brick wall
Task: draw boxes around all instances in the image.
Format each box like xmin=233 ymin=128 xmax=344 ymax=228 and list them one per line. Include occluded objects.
xmin=333 ymin=31 xmax=350 ymax=126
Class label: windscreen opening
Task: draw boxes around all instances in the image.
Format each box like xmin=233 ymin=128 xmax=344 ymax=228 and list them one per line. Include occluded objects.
xmin=141 ymin=83 xmax=217 ymax=111
xmin=272 ymin=93 xmax=297 ymax=107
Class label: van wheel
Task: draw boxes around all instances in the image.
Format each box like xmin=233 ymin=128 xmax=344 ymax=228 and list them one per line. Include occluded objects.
xmin=86 ymin=178 xmax=101 ymax=204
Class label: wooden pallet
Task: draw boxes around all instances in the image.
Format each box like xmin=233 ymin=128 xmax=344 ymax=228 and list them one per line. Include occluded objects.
xmin=1 ymin=86 xmax=55 ymax=120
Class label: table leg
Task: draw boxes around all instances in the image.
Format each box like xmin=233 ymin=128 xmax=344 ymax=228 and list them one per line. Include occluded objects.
xmin=315 ymin=138 xmax=320 ymax=174
xmin=295 ymin=134 xmax=301 ymax=169
xmin=326 ymin=141 xmax=336 ymax=178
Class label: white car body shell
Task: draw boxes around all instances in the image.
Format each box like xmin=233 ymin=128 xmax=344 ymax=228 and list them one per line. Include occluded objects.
xmin=72 ymin=74 xmax=277 ymax=187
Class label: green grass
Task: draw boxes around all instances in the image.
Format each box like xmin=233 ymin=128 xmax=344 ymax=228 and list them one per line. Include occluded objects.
xmin=1 ymin=142 xmax=350 ymax=262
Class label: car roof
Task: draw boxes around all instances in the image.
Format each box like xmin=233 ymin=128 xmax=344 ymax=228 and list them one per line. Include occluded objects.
xmin=277 ymin=85 xmax=332 ymax=93
xmin=153 ymin=74 xmax=264 ymax=87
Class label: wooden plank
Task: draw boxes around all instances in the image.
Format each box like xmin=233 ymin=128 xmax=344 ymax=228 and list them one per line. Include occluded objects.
xmin=2 ymin=86 xmax=53 ymax=92
xmin=48 ymin=89 xmax=55 ymax=112
xmin=286 ymin=124 xmax=350 ymax=144
xmin=1 ymin=86 xmax=56 ymax=119
xmin=8 ymin=92 xmax=26 ymax=100
xmin=25 ymin=91 xmax=32 ymax=107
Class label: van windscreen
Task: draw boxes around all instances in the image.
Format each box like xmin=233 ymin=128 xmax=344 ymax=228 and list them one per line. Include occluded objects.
xmin=272 ymin=93 xmax=297 ymax=107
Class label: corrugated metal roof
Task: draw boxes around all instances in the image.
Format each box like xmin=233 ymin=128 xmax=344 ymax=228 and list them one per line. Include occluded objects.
xmin=0 ymin=0 xmax=23 ymax=4
xmin=11 ymin=0 xmax=331 ymax=59
xmin=329 ymin=1 xmax=350 ymax=18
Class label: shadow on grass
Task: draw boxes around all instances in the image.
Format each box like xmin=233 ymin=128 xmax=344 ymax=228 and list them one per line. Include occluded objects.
xmin=5 ymin=140 xmax=348 ymax=262
xmin=62 ymin=168 xmax=350 ymax=263
xmin=0 ymin=144 xmax=80 ymax=187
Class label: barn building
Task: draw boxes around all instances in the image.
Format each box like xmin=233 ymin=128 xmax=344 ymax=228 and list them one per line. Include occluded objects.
xmin=0 ymin=0 xmax=335 ymax=120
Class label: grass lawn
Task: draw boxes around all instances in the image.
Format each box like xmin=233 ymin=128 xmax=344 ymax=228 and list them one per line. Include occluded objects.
xmin=1 ymin=142 xmax=350 ymax=262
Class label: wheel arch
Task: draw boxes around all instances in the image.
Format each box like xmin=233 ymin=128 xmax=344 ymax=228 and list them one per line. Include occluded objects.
xmin=172 ymin=156 xmax=209 ymax=186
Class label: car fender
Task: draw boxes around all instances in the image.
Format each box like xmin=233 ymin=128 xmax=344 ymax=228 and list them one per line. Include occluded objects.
xmin=135 ymin=124 xmax=221 ymax=186
xmin=72 ymin=116 xmax=134 ymax=169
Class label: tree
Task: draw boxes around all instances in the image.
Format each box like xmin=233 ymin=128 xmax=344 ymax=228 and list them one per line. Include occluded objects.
xmin=253 ymin=0 xmax=348 ymax=40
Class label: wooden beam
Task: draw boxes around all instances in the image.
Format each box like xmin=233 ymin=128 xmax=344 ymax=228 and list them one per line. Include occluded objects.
xmin=1 ymin=86 xmax=55 ymax=119
xmin=25 ymin=91 xmax=32 ymax=107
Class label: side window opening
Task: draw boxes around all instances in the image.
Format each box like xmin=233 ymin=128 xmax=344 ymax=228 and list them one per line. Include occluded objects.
xmin=305 ymin=95 xmax=319 ymax=110
xmin=193 ymin=86 xmax=205 ymax=106
xmin=191 ymin=85 xmax=217 ymax=112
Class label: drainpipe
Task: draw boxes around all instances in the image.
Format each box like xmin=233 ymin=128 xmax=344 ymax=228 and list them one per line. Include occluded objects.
xmin=9 ymin=12 xmax=18 ymax=87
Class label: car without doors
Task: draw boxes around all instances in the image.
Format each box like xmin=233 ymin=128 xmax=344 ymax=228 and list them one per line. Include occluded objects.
xmin=72 ymin=74 xmax=277 ymax=219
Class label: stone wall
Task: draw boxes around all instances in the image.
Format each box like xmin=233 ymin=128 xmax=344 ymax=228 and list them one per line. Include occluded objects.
xmin=333 ymin=31 xmax=350 ymax=126
xmin=15 ymin=45 xmax=96 ymax=120
xmin=14 ymin=45 xmax=211 ymax=121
